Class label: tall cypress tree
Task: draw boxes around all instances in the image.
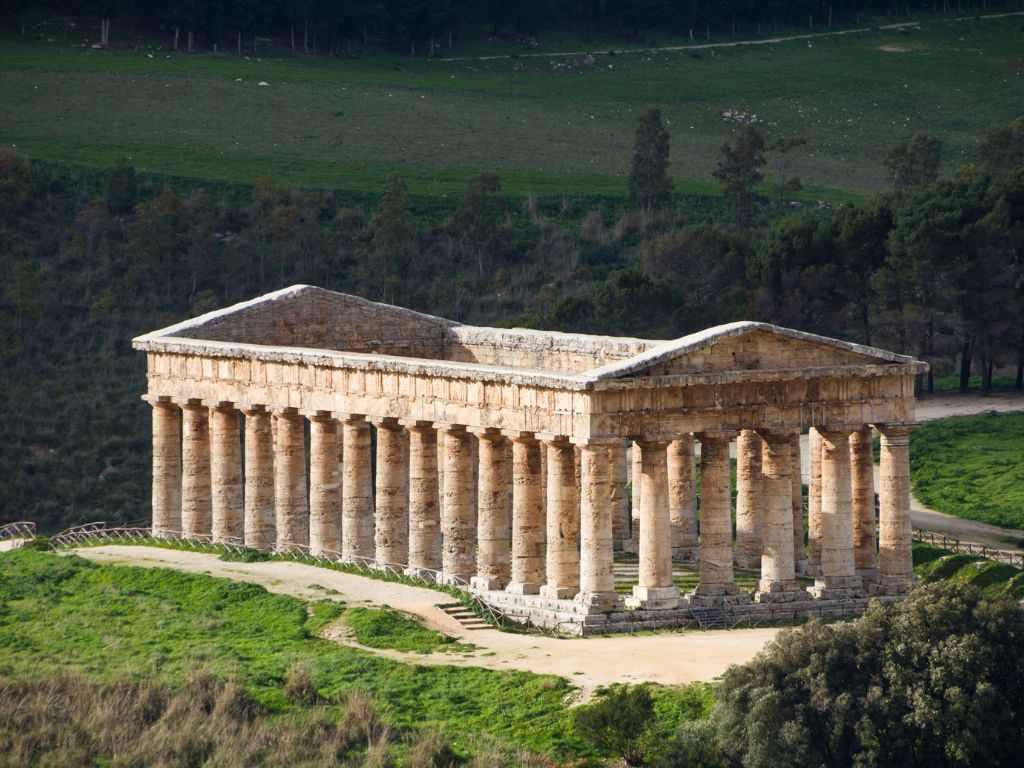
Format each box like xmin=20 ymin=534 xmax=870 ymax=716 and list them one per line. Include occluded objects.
xmin=628 ymin=108 xmax=672 ymax=212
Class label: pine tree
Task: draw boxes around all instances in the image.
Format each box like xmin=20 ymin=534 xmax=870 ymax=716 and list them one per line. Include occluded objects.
xmin=713 ymin=125 xmax=766 ymax=228
xmin=628 ymin=108 xmax=672 ymax=212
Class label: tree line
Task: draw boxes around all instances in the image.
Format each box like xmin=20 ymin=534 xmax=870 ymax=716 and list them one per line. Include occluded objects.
xmin=6 ymin=0 xmax=1024 ymax=54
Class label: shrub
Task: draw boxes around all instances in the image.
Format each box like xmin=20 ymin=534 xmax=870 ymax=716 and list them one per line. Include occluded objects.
xmin=572 ymin=684 xmax=654 ymax=766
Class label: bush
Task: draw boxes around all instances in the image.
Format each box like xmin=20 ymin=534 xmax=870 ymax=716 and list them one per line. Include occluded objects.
xmin=572 ymin=684 xmax=654 ymax=766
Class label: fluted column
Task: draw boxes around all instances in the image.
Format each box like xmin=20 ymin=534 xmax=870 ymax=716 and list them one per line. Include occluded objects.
xmin=805 ymin=427 xmax=823 ymax=575
xmin=850 ymin=426 xmax=878 ymax=586
xmin=689 ymin=432 xmax=746 ymax=604
xmin=181 ymin=401 xmax=212 ymax=538
xmin=150 ymin=399 xmax=181 ymax=537
xmin=876 ymin=424 xmax=916 ymax=595
xmin=628 ymin=439 xmax=679 ymax=609
xmin=791 ymin=434 xmax=806 ymax=573
xmin=406 ymin=422 xmax=441 ymax=577
xmin=735 ymin=429 xmax=763 ymax=570
xmin=374 ymin=419 xmax=408 ymax=566
xmin=577 ymin=443 xmax=617 ymax=609
xmin=472 ymin=430 xmax=510 ymax=590
xmin=243 ymin=406 xmax=275 ymax=550
xmin=540 ymin=437 xmax=579 ymax=600
xmin=755 ymin=430 xmax=802 ymax=601
xmin=668 ymin=435 xmax=698 ymax=561
xmin=342 ymin=416 xmax=374 ymax=561
xmin=441 ymin=425 xmax=475 ymax=583
xmin=309 ymin=413 xmax=341 ymax=556
xmin=629 ymin=441 xmax=642 ymax=552
xmin=609 ymin=441 xmax=630 ymax=550
xmin=210 ymin=403 xmax=243 ymax=544
xmin=809 ymin=428 xmax=862 ymax=598
xmin=507 ymin=434 xmax=545 ymax=594
xmin=274 ymin=409 xmax=308 ymax=550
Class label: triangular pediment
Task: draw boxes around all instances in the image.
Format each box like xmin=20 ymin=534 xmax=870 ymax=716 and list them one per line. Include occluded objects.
xmin=589 ymin=322 xmax=918 ymax=380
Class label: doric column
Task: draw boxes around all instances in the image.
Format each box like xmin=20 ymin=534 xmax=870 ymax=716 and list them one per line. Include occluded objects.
xmin=209 ymin=403 xmax=243 ymax=544
xmin=850 ymin=426 xmax=878 ymax=586
xmin=608 ymin=441 xmax=630 ymax=550
xmin=627 ymin=439 xmax=679 ymax=609
xmin=180 ymin=401 xmax=212 ymax=538
xmin=577 ymin=443 xmax=617 ymax=609
xmin=629 ymin=441 xmax=642 ymax=552
xmin=791 ymin=434 xmax=806 ymax=573
xmin=472 ymin=430 xmax=510 ymax=590
xmin=689 ymin=432 xmax=746 ymax=604
xmin=342 ymin=416 xmax=374 ymax=562
xmin=809 ymin=428 xmax=863 ymax=598
xmin=441 ymin=425 xmax=475 ymax=583
xmin=806 ymin=427 xmax=823 ymax=575
xmin=242 ymin=406 xmax=275 ymax=550
xmin=755 ymin=430 xmax=803 ymax=601
xmin=540 ymin=437 xmax=579 ymax=600
xmin=374 ymin=418 xmax=408 ymax=566
xmin=150 ymin=399 xmax=181 ymax=536
xmin=507 ymin=434 xmax=545 ymax=594
xmin=734 ymin=429 xmax=764 ymax=570
xmin=875 ymin=424 xmax=917 ymax=595
xmin=668 ymin=435 xmax=698 ymax=561
xmin=274 ymin=409 xmax=308 ymax=550
xmin=406 ymin=422 xmax=441 ymax=577
xmin=309 ymin=413 xmax=341 ymax=556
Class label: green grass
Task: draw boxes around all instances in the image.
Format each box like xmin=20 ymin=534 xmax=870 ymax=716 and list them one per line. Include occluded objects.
xmin=2 ymin=16 xmax=1023 ymax=200
xmin=913 ymin=542 xmax=1024 ymax=599
xmin=910 ymin=412 xmax=1024 ymax=531
xmin=343 ymin=606 xmax=476 ymax=654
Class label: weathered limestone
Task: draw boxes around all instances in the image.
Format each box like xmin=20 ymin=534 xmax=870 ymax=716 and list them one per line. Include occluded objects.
xmin=577 ymin=443 xmax=617 ymax=609
xmin=609 ymin=441 xmax=630 ymax=550
xmin=342 ymin=416 xmax=374 ymax=561
xmin=209 ymin=403 xmax=243 ymax=543
xmin=755 ymin=430 xmax=803 ymax=602
xmin=850 ymin=426 xmax=878 ymax=586
xmin=242 ymin=406 xmax=275 ymax=549
xmin=629 ymin=442 xmax=642 ymax=552
xmin=406 ymin=423 xmax=441 ymax=577
xmin=473 ymin=430 xmax=511 ymax=590
xmin=540 ymin=438 xmax=579 ymax=600
xmin=876 ymin=424 xmax=916 ymax=595
xmin=668 ymin=436 xmax=698 ymax=561
xmin=628 ymin=440 xmax=679 ymax=609
xmin=180 ymin=402 xmax=212 ymax=537
xmin=809 ymin=429 xmax=863 ymax=598
xmin=441 ymin=426 xmax=475 ymax=583
xmin=374 ymin=419 xmax=408 ymax=566
xmin=274 ymin=409 xmax=308 ymax=550
xmin=735 ymin=430 xmax=764 ymax=570
xmin=689 ymin=432 xmax=746 ymax=604
xmin=791 ymin=435 xmax=806 ymax=573
xmin=150 ymin=400 xmax=181 ymax=536
xmin=805 ymin=427 xmax=823 ymax=576
xmin=309 ymin=414 xmax=341 ymax=555
xmin=507 ymin=434 xmax=545 ymax=595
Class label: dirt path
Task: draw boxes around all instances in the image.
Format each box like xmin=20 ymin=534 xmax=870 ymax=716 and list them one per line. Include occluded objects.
xmin=442 ymin=11 xmax=1024 ymax=62
xmin=72 ymin=545 xmax=780 ymax=695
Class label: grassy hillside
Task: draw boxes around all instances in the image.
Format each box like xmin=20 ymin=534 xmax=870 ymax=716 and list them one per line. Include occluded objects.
xmin=3 ymin=15 xmax=1023 ymax=200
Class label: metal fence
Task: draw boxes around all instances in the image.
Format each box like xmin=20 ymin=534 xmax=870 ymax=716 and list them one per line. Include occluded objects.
xmin=912 ymin=527 xmax=1024 ymax=570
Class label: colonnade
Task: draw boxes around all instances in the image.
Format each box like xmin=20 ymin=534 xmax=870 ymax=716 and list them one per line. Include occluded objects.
xmin=150 ymin=396 xmax=916 ymax=608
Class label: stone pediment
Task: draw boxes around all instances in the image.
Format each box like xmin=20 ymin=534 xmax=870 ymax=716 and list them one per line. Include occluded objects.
xmin=589 ymin=322 xmax=922 ymax=381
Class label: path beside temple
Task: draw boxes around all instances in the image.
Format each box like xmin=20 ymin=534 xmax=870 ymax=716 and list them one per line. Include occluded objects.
xmin=72 ymin=545 xmax=781 ymax=694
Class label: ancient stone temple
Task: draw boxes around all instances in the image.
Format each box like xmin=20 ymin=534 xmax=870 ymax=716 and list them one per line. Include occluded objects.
xmin=134 ymin=286 xmax=926 ymax=633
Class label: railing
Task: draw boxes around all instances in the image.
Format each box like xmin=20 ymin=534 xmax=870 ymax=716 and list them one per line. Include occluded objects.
xmin=912 ymin=528 xmax=1024 ymax=570
xmin=0 ymin=521 xmax=36 ymax=541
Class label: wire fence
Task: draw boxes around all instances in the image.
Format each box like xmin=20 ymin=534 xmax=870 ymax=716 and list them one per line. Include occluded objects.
xmin=912 ymin=527 xmax=1024 ymax=570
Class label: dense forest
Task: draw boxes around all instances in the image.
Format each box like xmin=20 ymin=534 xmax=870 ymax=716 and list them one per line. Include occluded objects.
xmin=1 ymin=113 xmax=1022 ymax=530
xmin=4 ymin=0 xmax=1024 ymax=53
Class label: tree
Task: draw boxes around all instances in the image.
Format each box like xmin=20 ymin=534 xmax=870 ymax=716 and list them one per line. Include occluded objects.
xmin=452 ymin=170 xmax=503 ymax=278
xmin=713 ymin=583 xmax=1024 ymax=768
xmin=767 ymin=135 xmax=807 ymax=203
xmin=980 ymin=116 xmax=1024 ymax=181
xmin=628 ymin=108 xmax=672 ymax=212
xmin=105 ymin=158 xmax=137 ymax=215
xmin=572 ymin=684 xmax=655 ymax=766
xmin=713 ymin=125 xmax=766 ymax=228
xmin=4 ymin=260 xmax=41 ymax=336
xmin=369 ymin=172 xmax=414 ymax=286
xmin=883 ymin=132 xmax=942 ymax=190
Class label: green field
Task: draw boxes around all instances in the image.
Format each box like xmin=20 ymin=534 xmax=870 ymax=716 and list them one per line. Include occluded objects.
xmin=911 ymin=412 xmax=1024 ymax=532
xmin=2 ymin=15 xmax=1023 ymax=200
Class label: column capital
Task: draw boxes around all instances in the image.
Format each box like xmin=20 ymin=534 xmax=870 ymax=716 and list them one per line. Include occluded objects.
xmin=203 ymin=399 xmax=237 ymax=411
xmin=302 ymin=409 xmax=338 ymax=421
xmin=817 ymin=426 xmax=855 ymax=441
xmin=469 ymin=426 xmax=505 ymax=440
xmin=342 ymin=413 xmax=368 ymax=425
xmin=177 ymin=397 xmax=205 ymax=408
xmin=437 ymin=422 xmax=467 ymax=435
xmin=505 ymin=430 xmax=538 ymax=443
xmin=537 ymin=433 xmax=571 ymax=446
xmin=372 ymin=416 xmax=402 ymax=430
xmin=399 ymin=419 xmax=436 ymax=431
xmin=874 ymin=422 xmax=918 ymax=440
xmin=633 ymin=437 xmax=670 ymax=449
xmin=694 ymin=429 xmax=739 ymax=443
xmin=755 ymin=427 xmax=801 ymax=442
xmin=239 ymin=403 xmax=269 ymax=416
xmin=570 ymin=437 xmax=619 ymax=448
xmin=143 ymin=394 xmax=175 ymax=406
xmin=273 ymin=406 xmax=300 ymax=416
